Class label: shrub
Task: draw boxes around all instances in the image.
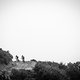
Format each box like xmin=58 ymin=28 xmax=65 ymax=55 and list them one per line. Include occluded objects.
xmin=10 ymin=69 xmax=36 ymax=80
xmin=33 ymin=62 xmax=68 ymax=80
xmin=66 ymin=63 xmax=80 ymax=80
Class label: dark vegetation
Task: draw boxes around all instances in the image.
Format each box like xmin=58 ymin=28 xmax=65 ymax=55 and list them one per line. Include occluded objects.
xmin=0 ymin=48 xmax=80 ymax=80
xmin=0 ymin=48 xmax=13 ymax=65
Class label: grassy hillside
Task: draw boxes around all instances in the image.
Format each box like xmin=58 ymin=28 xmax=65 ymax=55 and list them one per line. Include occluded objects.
xmin=0 ymin=61 xmax=37 ymax=72
xmin=12 ymin=61 xmax=37 ymax=70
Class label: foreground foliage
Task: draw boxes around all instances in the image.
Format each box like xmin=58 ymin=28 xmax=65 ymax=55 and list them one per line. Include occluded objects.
xmin=0 ymin=61 xmax=80 ymax=80
xmin=0 ymin=48 xmax=80 ymax=80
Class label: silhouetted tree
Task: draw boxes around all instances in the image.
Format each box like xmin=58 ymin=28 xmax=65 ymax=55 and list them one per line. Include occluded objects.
xmin=0 ymin=48 xmax=13 ymax=65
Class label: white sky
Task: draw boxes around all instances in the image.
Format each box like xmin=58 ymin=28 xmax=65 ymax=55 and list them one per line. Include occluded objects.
xmin=0 ymin=0 xmax=80 ymax=63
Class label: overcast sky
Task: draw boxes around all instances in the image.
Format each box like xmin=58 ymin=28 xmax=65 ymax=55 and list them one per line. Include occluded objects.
xmin=0 ymin=0 xmax=80 ymax=63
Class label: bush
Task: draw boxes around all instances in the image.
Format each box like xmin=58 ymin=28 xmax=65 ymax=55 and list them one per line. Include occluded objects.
xmin=66 ymin=62 xmax=80 ymax=80
xmin=59 ymin=62 xmax=67 ymax=70
xmin=0 ymin=70 xmax=10 ymax=80
xmin=10 ymin=69 xmax=36 ymax=80
xmin=33 ymin=62 xmax=68 ymax=80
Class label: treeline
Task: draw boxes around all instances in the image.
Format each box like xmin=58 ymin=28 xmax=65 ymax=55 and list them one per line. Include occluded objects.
xmin=0 ymin=48 xmax=80 ymax=80
xmin=0 ymin=61 xmax=80 ymax=80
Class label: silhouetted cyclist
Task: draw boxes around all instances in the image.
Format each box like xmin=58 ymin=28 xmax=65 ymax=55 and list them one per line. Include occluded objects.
xmin=16 ymin=55 xmax=19 ymax=62
xmin=21 ymin=55 xmax=25 ymax=62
